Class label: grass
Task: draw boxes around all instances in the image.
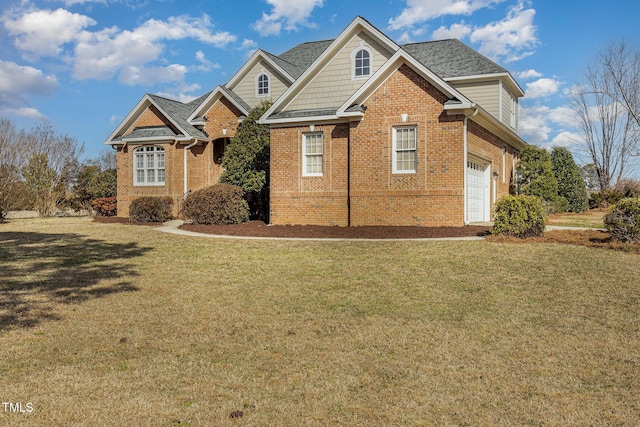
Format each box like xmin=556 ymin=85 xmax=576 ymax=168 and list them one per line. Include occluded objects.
xmin=547 ymin=208 xmax=606 ymax=228
xmin=1 ymin=217 xmax=639 ymax=426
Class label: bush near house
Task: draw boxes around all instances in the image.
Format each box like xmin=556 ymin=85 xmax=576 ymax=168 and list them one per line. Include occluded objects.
xmin=90 ymin=196 xmax=117 ymax=217
xmin=604 ymin=197 xmax=640 ymax=243
xmin=551 ymin=147 xmax=588 ymax=212
xmin=492 ymin=195 xmax=547 ymax=238
xmin=129 ymin=197 xmax=172 ymax=223
xmin=182 ymin=183 xmax=249 ymax=225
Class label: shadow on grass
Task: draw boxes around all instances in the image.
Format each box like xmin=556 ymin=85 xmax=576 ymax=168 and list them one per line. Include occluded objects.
xmin=0 ymin=231 xmax=152 ymax=331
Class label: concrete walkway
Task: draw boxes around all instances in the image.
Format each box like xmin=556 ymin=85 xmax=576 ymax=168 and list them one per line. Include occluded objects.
xmin=155 ymin=220 xmax=488 ymax=241
xmin=155 ymin=220 xmax=604 ymax=241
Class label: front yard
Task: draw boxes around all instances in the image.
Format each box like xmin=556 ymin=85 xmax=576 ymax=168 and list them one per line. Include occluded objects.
xmin=1 ymin=217 xmax=638 ymax=426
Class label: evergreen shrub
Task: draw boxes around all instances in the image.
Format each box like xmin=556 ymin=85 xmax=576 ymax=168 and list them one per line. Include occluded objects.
xmin=604 ymin=197 xmax=640 ymax=243
xmin=493 ymin=195 xmax=546 ymax=238
xmin=182 ymin=183 xmax=249 ymax=225
xmin=129 ymin=197 xmax=172 ymax=223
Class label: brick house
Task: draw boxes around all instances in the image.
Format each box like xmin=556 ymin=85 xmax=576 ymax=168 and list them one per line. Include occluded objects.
xmin=106 ymin=16 xmax=526 ymax=226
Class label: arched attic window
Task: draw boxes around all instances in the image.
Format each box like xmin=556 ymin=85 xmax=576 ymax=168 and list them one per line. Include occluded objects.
xmin=352 ymin=45 xmax=372 ymax=79
xmin=256 ymin=73 xmax=270 ymax=97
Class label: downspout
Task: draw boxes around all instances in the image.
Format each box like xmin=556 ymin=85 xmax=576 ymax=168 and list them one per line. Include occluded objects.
xmin=184 ymin=140 xmax=198 ymax=197
xmin=463 ymin=107 xmax=479 ymax=225
xmin=347 ymin=129 xmax=351 ymax=227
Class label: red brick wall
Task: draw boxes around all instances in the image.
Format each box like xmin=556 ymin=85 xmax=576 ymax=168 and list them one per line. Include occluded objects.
xmin=116 ymin=97 xmax=241 ymax=218
xmin=269 ymin=64 xmax=468 ymax=227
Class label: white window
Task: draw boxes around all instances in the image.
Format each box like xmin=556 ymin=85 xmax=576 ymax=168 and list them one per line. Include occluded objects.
xmin=352 ymin=46 xmax=372 ymax=79
xmin=393 ymin=126 xmax=417 ymax=174
xmin=257 ymin=73 xmax=269 ymax=96
xmin=302 ymin=133 xmax=323 ymax=176
xmin=134 ymin=146 xmax=165 ymax=186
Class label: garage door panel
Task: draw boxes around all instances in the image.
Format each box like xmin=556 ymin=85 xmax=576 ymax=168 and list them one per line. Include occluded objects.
xmin=467 ymin=160 xmax=489 ymax=223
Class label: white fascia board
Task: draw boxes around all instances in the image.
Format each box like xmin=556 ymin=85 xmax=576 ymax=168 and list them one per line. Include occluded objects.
xmin=104 ymin=95 xmax=152 ymax=144
xmin=120 ymin=137 xmax=178 ymax=144
xmin=264 ymin=115 xmax=349 ymax=128
xmin=446 ymin=73 xmax=525 ymax=98
xmin=226 ymin=49 xmax=295 ymax=90
xmin=187 ymin=86 xmax=249 ymax=123
xmin=260 ymin=16 xmax=400 ymax=124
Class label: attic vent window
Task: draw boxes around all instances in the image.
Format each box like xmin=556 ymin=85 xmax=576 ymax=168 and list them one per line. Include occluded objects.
xmin=257 ymin=73 xmax=269 ymax=96
xmin=353 ymin=47 xmax=372 ymax=78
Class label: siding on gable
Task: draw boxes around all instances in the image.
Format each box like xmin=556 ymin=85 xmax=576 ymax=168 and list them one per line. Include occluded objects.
xmin=502 ymin=84 xmax=518 ymax=131
xmin=286 ymin=31 xmax=394 ymax=111
xmin=230 ymin=61 xmax=290 ymax=108
xmin=450 ymin=80 xmax=500 ymax=121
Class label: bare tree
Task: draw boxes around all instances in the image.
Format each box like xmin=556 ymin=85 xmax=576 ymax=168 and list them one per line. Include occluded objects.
xmin=572 ymin=40 xmax=640 ymax=190
xmin=21 ymin=125 xmax=84 ymax=216
xmin=0 ymin=119 xmax=29 ymax=218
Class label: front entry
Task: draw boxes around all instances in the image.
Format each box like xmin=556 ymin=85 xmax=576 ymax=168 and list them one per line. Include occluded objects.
xmin=466 ymin=159 xmax=490 ymax=222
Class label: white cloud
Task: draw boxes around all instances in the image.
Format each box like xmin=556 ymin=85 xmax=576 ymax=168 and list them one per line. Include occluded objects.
xmin=389 ymin=0 xmax=505 ymax=30
xmin=253 ymin=0 xmax=324 ymax=36
xmin=72 ymin=14 xmax=235 ymax=82
xmin=0 ymin=61 xmax=58 ymax=97
xmin=524 ymin=77 xmax=561 ymax=99
xmin=432 ymin=22 xmax=472 ymax=40
xmin=519 ymin=104 xmax=579 ymax=146
xmin=119 ymin=64 xmax=188 ymax=86
xmin=3 ymin=8 xmax=96 ymax=58
xmin=516 ymin=69 xmax=542 ymax=79
xmin=156 ymin=83 xmax=203 ymax=103
xmin=193 ymin=51 xmax=221 ymax=73
xmin=550 ymin=131 xmax=583 ymax=148
xmin=469 ymin=1 xmax=538 ymax=63
xmin=0 ymin=61 xmax=56 ymax=122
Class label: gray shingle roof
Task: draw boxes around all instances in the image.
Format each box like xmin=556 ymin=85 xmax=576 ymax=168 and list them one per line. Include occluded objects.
xmin=277 ymin=40 xmax=333 ymax=73
xmin=219 ymin=86 xmax=251 ymax=113
xmin=401 ymin=39 xmax=508 ymax=78
xmin=269 ymin=108 xmax=338 ymax=120
xmin=147 ymin=94 xmax=208 ymax=139
xmin=123 ymin=125 xmax=177 ymax=139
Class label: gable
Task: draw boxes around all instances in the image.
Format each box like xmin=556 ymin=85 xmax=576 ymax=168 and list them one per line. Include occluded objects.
xmin=229 ymin=60 xmax=291 ymax=108
xmin=124 ymin=105 xmax=175 ymax=136
xmin=285 ymin=31 xmax=394 ymax=112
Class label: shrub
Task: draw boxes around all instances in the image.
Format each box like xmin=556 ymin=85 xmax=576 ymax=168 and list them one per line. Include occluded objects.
xmin=604 ymin=197 xmax=640 ymax=243
xmin=129 ymin=197 xmax=172 ymax=223
xmin=492 ymin=195 xmax=546 ymax=238
xmin=91 ymin=196 xmax=117 ymax=217
xmin=519 ymin=145 xmax=559 ymax=203
xmin=182 ymin=183 xmax=249 ymax=225
xmin=544 ymin=195 xmax=569 ymax=215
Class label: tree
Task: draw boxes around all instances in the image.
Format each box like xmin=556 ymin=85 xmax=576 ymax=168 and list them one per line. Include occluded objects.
xmin=21 ymin=125 xmax=83 ymax=216
xmin=551 ymin=147 xmax=588 ymax=212
xmin=0 ymin=118 xmax=30 ymax=219
xmin=518 ymin=145 xmax=559 ymax=201
xmin=571 ymin=40 xmax=640 ymax=190
xmin=220 ymin=101 xmax=272 ymax=220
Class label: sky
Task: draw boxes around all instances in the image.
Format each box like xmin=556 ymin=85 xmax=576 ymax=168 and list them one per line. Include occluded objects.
xmin=1 ymin=0 xmax=639 ymax=176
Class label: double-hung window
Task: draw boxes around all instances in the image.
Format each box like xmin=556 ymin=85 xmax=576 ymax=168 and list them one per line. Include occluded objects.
xmin=134 ymin=146 xmax=165 ymax=185
xmin=303 ymin=133 xmax=323 ymax=176
xmin=393 ymin=126 xmax=417 ymax=174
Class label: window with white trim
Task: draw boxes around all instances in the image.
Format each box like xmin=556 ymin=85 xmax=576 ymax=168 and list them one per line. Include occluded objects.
xmin=393 ymin=126 xmax=417 ymax=174
xmin=134 ymin=146 xmax=165 ymax=185
xmin=302 ymin=133 xmax=323 ymax=176
xmin=257 ymin=73 xmax=269 ymax=96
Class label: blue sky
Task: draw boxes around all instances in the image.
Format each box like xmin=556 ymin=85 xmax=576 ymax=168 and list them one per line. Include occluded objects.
xmin=1 ymin=0 xmax=639 ymax=176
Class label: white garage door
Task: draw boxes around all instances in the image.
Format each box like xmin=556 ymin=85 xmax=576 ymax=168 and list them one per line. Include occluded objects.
xmin=467 ymin=160 xmax=490 ymax=223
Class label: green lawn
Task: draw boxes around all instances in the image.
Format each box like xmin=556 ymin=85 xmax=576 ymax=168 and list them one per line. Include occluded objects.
xmin=1 ymin=217 xmax=638 ymax=426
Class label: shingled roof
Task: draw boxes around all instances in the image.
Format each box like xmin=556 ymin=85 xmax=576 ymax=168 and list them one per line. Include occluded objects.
xmin=401 ymin=39 xmax=508 ymax=78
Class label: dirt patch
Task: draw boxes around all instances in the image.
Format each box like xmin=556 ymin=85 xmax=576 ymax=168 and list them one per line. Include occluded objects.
xmin=181 ymin=220 xmax=491 ymax=239
xmin=488 ymin=229 xmax=640 ymax=254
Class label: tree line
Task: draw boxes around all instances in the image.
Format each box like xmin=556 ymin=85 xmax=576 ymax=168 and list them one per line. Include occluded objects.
xmin=0 ymin=118 xmax=115 ymax=220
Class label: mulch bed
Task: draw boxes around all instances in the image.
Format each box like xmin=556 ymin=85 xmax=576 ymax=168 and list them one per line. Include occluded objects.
xmin=180 ymin=220 xmax=491 ymax=239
